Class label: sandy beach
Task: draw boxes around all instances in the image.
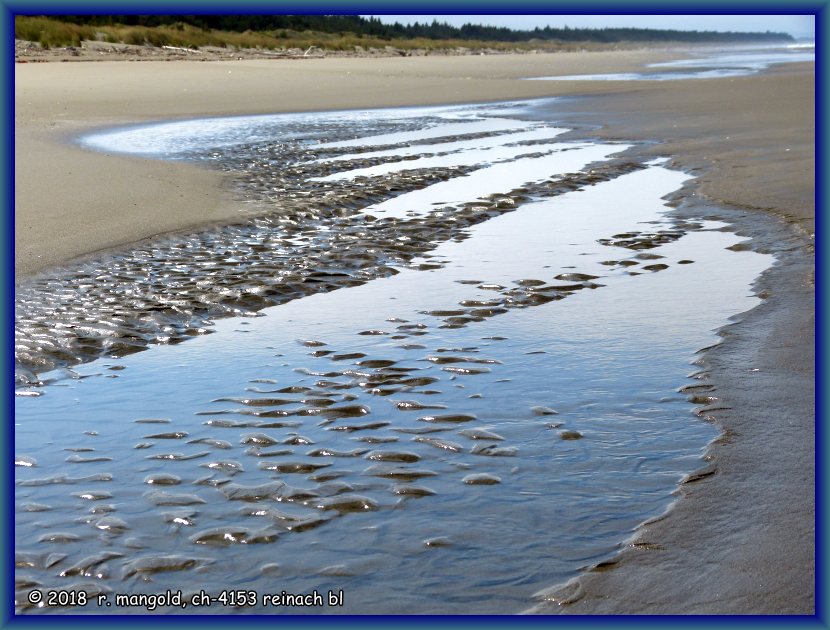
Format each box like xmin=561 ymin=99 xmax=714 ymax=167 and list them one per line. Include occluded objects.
xmin=14 ymin=49 xmax=815 ymax=614
xmin=15 ymin=49 xmax=693 ymax=278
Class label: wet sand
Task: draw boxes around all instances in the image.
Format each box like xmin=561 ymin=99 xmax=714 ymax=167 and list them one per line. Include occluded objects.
xmin=14 ymin=50 xmax=815 ymax=614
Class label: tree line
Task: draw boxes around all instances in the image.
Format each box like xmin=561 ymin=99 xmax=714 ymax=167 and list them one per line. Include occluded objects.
xmin=43 ymin=15 xmax=792 ymax=43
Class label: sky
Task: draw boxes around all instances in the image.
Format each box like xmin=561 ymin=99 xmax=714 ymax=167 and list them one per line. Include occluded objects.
xmin=366 ymin=15 xmax=815 ymax=38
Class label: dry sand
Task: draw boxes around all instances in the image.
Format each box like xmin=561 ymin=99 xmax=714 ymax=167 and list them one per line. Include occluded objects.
xmin=14 ymin=50 xmax=815 ymax=614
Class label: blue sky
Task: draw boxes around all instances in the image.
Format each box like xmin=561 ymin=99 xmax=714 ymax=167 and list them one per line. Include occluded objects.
xmin=366 ymin=15 xmax=815 ymax=38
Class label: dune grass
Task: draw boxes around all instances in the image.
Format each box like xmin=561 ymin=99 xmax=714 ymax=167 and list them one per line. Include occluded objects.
xmin=15 ymin=16 xmax=98 ymax=48
xmin=15 ymin=15 xmax=580 ymax=53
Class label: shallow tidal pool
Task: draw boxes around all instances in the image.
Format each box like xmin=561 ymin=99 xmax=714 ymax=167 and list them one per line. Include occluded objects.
xmin=15 ymin=101 xmax=771 ymax=614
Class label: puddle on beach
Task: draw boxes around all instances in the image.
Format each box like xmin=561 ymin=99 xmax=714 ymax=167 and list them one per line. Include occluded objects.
xmin=526 ymin=43 xmax=815 ymax=81
xmin=15 ymin=101 xmax=772 ymax=614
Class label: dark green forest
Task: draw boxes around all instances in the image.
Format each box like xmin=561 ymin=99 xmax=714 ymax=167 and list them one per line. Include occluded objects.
xmin=44 ymin=14 xmax=793 ymax=43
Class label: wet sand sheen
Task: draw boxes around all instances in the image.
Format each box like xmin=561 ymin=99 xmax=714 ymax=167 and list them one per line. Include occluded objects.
xmin=15 ymin=104 xmax=773 ymax=614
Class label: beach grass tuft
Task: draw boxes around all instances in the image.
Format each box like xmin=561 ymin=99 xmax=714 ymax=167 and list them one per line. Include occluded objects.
xmin=16 ymin=16 xmax=97 ymax=49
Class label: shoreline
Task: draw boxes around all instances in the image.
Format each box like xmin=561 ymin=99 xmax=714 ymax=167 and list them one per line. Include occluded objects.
xmin=14 ymin=51 xmax=815 ymax=614
xmin=528 ymin=197 xmax=815 ymax=614
xmin=10 ymin=49 xmax=727 ymax=280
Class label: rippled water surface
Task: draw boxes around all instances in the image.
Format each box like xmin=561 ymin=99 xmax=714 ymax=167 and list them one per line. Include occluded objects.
xmin=16 ymin=101 xmax=772 ymax=614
